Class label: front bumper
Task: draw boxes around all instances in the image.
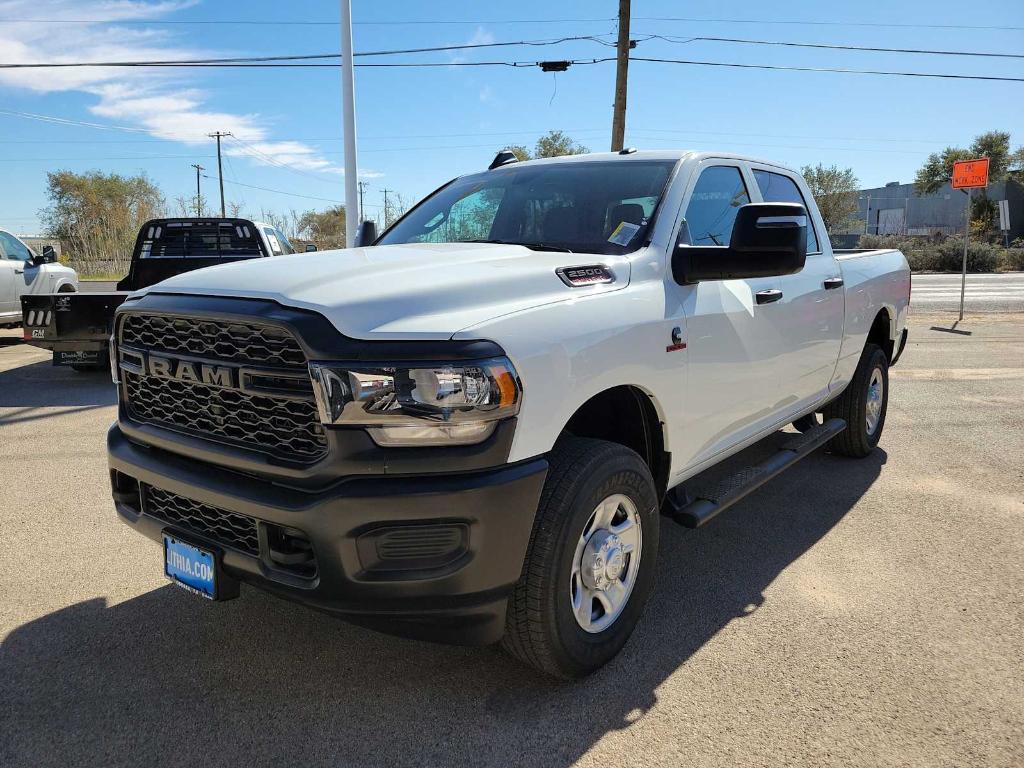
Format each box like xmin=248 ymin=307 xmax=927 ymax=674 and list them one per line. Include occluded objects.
xmin=108 ymin=424 xmax=547 ymax=645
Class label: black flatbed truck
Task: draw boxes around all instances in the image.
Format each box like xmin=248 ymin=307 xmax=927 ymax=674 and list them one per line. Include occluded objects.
xmin=21 ymin=218 xmax=301 ymax=370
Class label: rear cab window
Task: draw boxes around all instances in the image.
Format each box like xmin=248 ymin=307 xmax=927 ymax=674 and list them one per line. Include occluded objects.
xmin=139 ymin=221 xmax=263 ymax=258
xmin=752 ymin=169 xmax=821 ymax=254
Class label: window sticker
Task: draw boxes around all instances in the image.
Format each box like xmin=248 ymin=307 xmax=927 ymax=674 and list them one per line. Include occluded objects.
xmin=607 ymin=221 xmax=641 ymax=246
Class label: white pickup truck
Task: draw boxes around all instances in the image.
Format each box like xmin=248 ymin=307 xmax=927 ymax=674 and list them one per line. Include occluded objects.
xmin=106 ymin=151 xmax=910 ymax=678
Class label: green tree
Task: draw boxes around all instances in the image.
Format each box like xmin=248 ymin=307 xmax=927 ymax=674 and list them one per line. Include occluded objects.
xmin=914 ymin=130 xmax=1018 ymax=194
xmin=800 ymin=164 xmax=860 ymax=235
xmin=297 ymin=205 xmax=346 ymax=249
xmin=41 ymin=170 xmax=164 ymax=275
xmin=501 ymin=130 xmax=589 ymax=161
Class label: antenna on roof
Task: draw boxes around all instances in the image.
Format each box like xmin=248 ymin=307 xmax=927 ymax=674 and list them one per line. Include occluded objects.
xmin=489 ymin=150 xmax=519 ymax=170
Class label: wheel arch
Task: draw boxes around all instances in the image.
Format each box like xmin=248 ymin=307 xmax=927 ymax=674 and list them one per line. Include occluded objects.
xmin=867 ymin=306 xmax=896 ymax=362
xmin=560 ymin=385 xmax=671 ymax=500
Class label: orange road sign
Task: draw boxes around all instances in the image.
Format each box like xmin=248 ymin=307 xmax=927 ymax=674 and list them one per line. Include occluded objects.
xmin=952 ymin=158 xmax=990 ymax=189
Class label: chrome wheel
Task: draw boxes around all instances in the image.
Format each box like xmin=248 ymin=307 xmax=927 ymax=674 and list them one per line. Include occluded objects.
xmin=866 ymin=367 xmax=884 ymax=435
xmin=569 ymin=494 xmax=642 ymax=634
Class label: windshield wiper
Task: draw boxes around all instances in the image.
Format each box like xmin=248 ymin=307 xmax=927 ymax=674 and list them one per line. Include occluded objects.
xmin=463 ymin=239 xmax=573 ymax=253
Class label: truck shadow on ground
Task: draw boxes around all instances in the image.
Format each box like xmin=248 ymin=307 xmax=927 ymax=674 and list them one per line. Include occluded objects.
xmin=0 ymin=360 xmax=115 ymax=413
xmin=1 ymin=442 xmax=886 ymax=768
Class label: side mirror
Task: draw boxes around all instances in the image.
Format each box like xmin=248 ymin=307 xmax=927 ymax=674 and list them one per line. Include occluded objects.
xmin=42 ymin=245 xmax=56 ymax=262
xmin=672 ymin=203 xmax=808 ymax=284
xmin=304 ymin=243 xmax=318 ymax=252
xmin=355 ymin=220 xmax=378 ymax=248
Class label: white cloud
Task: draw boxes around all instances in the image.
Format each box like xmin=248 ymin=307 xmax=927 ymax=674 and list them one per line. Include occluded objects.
xmin=0 ymin=0 xmax=366 ymax=178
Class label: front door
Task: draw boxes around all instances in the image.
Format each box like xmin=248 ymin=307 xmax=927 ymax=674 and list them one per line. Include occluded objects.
xmin=670 ymin=162 xmax=793 ymax=470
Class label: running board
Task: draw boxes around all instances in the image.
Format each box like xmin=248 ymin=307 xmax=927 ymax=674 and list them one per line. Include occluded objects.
xmin=669 ymin=418 xmax=847 ymax=529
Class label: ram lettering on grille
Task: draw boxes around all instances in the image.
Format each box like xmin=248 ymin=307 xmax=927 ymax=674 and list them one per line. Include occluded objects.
xmin=119 ymin=314 xmax=327 ymax=462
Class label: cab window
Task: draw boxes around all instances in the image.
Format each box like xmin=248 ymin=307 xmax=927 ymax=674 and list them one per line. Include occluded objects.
xmin=263 ymin=227 xmax=284 ymax=256
xmin=681 ymin=166 xmax=750 ymax=247
xmin=0 ymin=231 xmax=32 ymax=261
xmin=753 ymin=170 xmax=820 ymax=253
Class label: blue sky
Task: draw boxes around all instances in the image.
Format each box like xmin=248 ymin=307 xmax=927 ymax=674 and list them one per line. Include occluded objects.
xmin=1 ymin=0 xmax=1022 ymax=234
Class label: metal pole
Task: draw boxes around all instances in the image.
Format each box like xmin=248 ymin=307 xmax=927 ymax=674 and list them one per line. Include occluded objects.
xmin=339 ymin=0 xmax=359 ymax=248
xmin=610 ymin=0 xmax=630 ymax=152
xmin=191 ymin=164 xmax=204 ymax=216
xmin=959 ymin=188 xmax=971 ymax=321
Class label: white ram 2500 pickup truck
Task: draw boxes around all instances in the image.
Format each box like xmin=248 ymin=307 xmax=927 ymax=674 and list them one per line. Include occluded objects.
xmin=107 ymin=151 xmax=910 ymax=678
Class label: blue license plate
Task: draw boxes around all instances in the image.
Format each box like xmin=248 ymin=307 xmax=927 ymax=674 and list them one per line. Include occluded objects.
xmin=164 ymin=534 xmax=216 ymax=599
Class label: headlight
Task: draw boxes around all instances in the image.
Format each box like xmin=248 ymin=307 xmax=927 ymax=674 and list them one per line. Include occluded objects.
xmin=308 ymin=357 xmax=521 ymax=446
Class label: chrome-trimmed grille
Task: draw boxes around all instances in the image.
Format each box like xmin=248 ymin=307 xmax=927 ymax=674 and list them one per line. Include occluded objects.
xmin=118 ymin=313 xmax=327 ymax=463
xmin=143 ymin=484 xmax=259 ymax=556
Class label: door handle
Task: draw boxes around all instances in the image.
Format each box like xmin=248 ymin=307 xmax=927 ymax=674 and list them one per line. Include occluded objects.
xmin=755 ymin=289 xmax=783 ymax=305
xmin=14 ymin=268 xmax=24 ymax=275
xmin=823 ymin=277 xmax=844 ymax=290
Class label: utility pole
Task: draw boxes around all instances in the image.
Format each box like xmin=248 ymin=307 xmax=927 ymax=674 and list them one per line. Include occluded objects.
xmin=610 ymin=0 xmax=631 ymax=152
xmin=208 ymin=131 xmax=231 ymax=217
xmin=381 ymin=188 xmax=394 ymax=226
xmin=357 ymin=180 xmax=368 ymax=224
xmin=339 ymin=0 xmax=359 ymax=248
xmin=190 ymin=164 xmax=204 ymax=217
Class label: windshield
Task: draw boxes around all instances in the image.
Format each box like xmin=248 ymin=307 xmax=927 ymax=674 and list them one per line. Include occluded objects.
xmin=378 ymin=160 xmax=677 ymax=255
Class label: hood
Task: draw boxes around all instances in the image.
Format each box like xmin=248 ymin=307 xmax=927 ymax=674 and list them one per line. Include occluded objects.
xmin=142 ymin=242 xmax=629 ymax=340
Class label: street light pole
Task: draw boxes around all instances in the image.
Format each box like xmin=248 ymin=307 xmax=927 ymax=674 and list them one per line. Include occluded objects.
xmin=339 ymin=0 xmax=359 ymax=247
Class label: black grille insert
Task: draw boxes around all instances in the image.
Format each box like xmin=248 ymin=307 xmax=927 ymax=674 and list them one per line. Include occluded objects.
xmin=123 ymin=370 xmax=327 ymax=460
xmin=119 ymin=313 xmax=327 ymax=463
xmin=121 ymin=314 xmax=306 ymax=369
xmin=144 ymin=485 xmax=260 ymax=556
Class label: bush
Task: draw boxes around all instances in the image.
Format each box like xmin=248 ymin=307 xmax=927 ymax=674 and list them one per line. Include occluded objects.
xmin=858 ymin=234 xmax=999 ymax=272
xmin=998 ymin=247 xmax=1024 ymax=272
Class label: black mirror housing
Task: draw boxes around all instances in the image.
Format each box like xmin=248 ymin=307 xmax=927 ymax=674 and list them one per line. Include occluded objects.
xmin=673 ymin=202 xmax=808 ymax=284
xmin=42 ymin=244 xmax=56 ymax=262
xmin=355 ymin=220 xmax=378 ymax=248
xmin=304 ymin=243 xmax=318 ymax=252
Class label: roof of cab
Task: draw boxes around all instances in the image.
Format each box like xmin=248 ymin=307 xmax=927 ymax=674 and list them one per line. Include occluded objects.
xmin=489 ymin=149 xmax=799 ymax=176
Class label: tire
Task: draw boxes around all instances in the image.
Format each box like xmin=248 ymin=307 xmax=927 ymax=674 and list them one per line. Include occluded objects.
xmin=502 ymin=437 xmax=660 ymax=679
xmin=823 ymin=343 xmax=889 ymax=458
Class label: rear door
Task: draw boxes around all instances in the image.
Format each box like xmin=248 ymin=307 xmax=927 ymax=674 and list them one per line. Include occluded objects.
xmin=750 ymin=166 xmax=844 ymax=413
xmin=670 ymin=161 xmax=791 ymax=468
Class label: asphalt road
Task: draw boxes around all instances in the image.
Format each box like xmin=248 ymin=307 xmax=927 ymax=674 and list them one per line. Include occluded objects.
xmin=1 ymin=314 xmax=1022 ymax=768
xmin=911 ymin=272 xmax=1024 ymax=313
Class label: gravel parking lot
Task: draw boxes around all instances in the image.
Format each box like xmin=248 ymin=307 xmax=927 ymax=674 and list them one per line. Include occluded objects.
xmin=1 ymin=313 xmax=1021 ymax=768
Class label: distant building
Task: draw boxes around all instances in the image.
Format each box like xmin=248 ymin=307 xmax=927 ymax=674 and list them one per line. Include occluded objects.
xmin=841 ymin=178 xmax=1023 ymax=244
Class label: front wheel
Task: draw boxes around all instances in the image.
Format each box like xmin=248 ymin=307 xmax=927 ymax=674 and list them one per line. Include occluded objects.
xmin=502 ymin=437 xmax=660 ymax=678
xmin=824 ymin=343 xmax=889 ymax=457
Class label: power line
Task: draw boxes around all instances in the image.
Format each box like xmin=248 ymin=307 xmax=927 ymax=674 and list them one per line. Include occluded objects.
xmin=5 ymin=16 xmax=1020 ymax=31
xmin=228 ymin=135 xmax=340 ymax=184
xmin=202 ymin=174 xmax=382 ymax=208
xmin=3 ymin=54 xmax=1020 ymax=82
xmin=0 ymin=17 xmax=617 ymax=26
xmin=642 ymin=34 xmax=1024 ymax=59
xmin=633 ymin=16 xmax=1024 ymax=32
xmin=0 ymin=36 xmax=615 ymax=69
xmin=629 ymin=57 xmax=1024 ymax=83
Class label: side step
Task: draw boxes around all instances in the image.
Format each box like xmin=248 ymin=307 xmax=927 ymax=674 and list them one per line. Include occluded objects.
xmin=668 ymin=418 xmax=847 ymax=529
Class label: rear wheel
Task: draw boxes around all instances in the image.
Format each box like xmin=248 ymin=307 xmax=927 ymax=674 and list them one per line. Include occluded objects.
xmin=824 ymin=343 xmax=889 ymax=457
xmin=502 ymin=437 xmax=660 ymax=678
